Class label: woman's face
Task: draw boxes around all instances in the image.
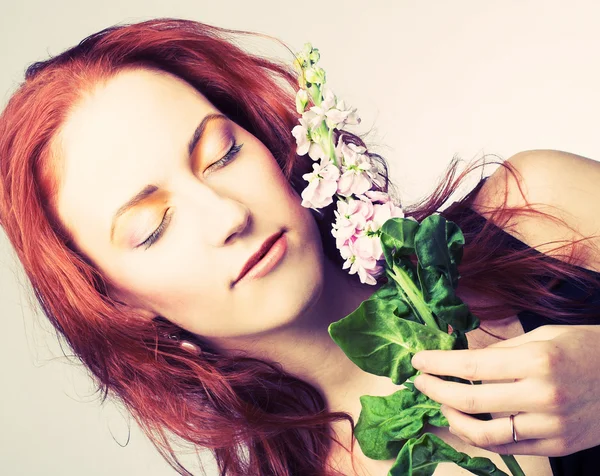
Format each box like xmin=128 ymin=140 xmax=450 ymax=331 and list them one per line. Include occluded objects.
xmin=54 ymin=67 xmax=325 ymax=338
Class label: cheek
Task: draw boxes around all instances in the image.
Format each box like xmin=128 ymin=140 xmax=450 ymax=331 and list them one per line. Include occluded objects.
xmin=257 ymin=155 xmax=325 ymax=258
xmin=252 ymin=154 xmax=316 ymax=227
xmin=106 ymin=246 xmax=221 ymax=316
xmin=136 ymin=266 xmax=228 ymax=332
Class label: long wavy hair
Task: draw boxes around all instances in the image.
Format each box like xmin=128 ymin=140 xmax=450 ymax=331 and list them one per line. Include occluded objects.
xmin=1 ymin=18 xmax=599 ymax=476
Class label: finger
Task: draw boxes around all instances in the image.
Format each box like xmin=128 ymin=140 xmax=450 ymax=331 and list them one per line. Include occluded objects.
xmin=485 ymin=438 xmax=574 ymax=457
xmin=413 ymin=373 xmax=540 ymax=414
xmin=411 ymin=341 xmax=548 ymax=381
xmin=441 ymin=405 xmax=562 ymax=448
xmin=485 ymin=325 xmax=566 ymax=349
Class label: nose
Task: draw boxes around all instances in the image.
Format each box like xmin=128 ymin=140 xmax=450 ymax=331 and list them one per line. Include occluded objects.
xmin=182 ymin=175 xmax=251 ymax=247
xmin=222 ymin=207 xmax=251 ymax=246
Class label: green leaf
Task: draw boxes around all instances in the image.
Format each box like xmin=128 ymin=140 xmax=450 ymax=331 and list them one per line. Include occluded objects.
xmin=328 ymin=299 xmax=455 ymax=384
xmin=367 ymin=279 xmax=419 ymax=324
xmin=388 ymin=433 xmax=509 ymax=476
xmin=414 ymin=214 xmax=464 ymax=289
xmin=380 ymin=217 xmax=420 ymax=268
xmin=354 ymin=387 xmax=448 ymax=460
xmin=413 ymin=215 xmax=479 ymax=335
xmin=416 ymin=262 xmax=479 ymax=336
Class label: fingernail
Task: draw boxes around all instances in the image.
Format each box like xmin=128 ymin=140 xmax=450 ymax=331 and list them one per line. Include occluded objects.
xmin=412 ymin=354 xmax=424 ymax=369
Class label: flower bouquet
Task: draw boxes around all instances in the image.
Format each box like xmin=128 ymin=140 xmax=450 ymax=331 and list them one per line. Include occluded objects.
xmin=292 ymin=43 xmax=526 ymax=476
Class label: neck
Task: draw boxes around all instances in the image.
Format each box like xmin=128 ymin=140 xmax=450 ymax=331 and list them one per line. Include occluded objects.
xmin=212 ymin=257 xmax=385 ymax=408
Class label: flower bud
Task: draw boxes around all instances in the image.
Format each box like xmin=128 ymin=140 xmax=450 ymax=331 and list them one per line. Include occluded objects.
xmin=295 ymin=89 xmax=309 ymax=114
xmin=305 ymin=67 xmax=326 ymax=85
xmin=302 ymin=42 xmax=313 ymax=57
xmin=309 ymin=48 xmax=320 ymax=64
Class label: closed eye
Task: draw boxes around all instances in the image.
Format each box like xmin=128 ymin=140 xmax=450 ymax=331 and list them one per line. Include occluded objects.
xmin=137 ymin=140 xmax=244 ymax=250
xmin=204 ymin=141 xmax=244 ymax=176
xmin=138 ymin=208 xmax=172 ymax=250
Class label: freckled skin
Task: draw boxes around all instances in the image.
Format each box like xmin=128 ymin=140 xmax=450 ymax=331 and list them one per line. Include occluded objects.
xmin=55 ymin=67 xmax=326 ymax=338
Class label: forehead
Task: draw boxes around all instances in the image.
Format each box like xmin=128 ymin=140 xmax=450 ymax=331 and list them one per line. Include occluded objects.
xmin=55 ymin=68 xmax=216 ymax=255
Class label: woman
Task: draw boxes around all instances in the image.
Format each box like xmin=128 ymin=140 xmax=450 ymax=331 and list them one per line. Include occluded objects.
xmin=1 ymin=17 xmax=599 ymax=476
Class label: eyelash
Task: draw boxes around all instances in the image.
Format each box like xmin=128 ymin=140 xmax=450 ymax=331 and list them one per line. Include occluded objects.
xmin=138 ymin=140 xmax=244 ymax=250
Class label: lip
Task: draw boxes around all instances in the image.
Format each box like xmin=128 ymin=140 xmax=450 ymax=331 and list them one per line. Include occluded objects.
xmin=233 ymin=230 xmax=287 ymax=286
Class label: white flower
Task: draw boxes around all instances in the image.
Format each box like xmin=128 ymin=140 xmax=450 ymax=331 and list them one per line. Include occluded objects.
xmin=336 ymin=99 xmax=361 ymax=125
xmin=291 ymin=117 xmax=311 ymax=156
xmin=302 ymin=84 xmax=361 ymax=131
xmin=308 ymin=142 xmax=326 ymax=161
xmin=301 ymin=158 xmax=340 ymax=209
xmin=291 ymin=117 xmax=326 ymax=161
xmin=303 ymin=86 xmax=336 ymax=129
xmin=335 ymin=139 xmax=367 ymax=165
xmin=321 ymin=85 xmax=336 ymax=109
xmin=325 ymin=98 xmax=361 ymax=129
xmin=307 ymin=126 xmax=328 ymax=161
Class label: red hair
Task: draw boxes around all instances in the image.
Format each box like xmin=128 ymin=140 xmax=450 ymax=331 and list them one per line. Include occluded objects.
xmin=1 ymin=18 xmax=599 ymax=476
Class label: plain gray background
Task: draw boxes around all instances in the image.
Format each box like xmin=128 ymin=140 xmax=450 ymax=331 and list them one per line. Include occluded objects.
xmin=2 ymin=1 xmax=600 ymax=475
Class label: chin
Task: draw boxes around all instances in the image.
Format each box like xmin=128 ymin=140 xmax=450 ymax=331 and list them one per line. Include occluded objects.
xmin=278 ymin=244 xmax=324 ymax=315
xmin=264 ymin=236 xmax=327 ymax=332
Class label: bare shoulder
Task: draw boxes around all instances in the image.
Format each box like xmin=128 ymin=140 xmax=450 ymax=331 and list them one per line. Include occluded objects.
xmin=471 ymin=149 xmax=600 ymax=272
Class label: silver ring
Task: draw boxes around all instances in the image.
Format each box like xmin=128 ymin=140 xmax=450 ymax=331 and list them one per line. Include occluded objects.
xmin=510 ymin=414 xmax=518 ymax=443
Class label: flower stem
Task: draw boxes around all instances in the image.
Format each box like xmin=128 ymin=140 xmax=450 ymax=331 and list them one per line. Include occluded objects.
xmin=388 ymin=262 xmax=526 ymax=475
xmin=386 ymin=263 xmax=439 ymax=330
xmin=327 ymin=126 xmax=337 ymax=167
xmin=310 ymin=83 xmax=321 ymax=106
xmin=501 ymin=455 xmax=526 ymax=476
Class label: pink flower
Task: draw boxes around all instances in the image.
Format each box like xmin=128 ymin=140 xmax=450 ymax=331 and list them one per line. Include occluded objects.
xmin=337 ymin=170 xmax=372 ymax=197
xmin=369 ymin=201 xmax=405 ymax=231
xmin=353 ymin=232 xmax=384 ymax=263
xmin=335 ymin=140 xmax=374 ymax=197
xmin=332 ymin=196 xmax=375 ymax=247
xmin=301 ymin=159 xmax=340 ymax=209
xmin=339 ymin=233 xmax=385 ymax=285
xmin=331 ymin=212 xmax=356 ymax=246
xmin=291 ymin=43 xmax=407 ymax=284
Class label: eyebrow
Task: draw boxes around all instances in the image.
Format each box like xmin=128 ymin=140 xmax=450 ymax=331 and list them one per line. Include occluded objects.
xmin=109 ymin=113 xmax=227 ymax=243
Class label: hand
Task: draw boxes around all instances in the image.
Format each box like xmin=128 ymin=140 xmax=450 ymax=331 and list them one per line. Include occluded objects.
xmin=410 ymin=324 xmax=600 ymax=457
